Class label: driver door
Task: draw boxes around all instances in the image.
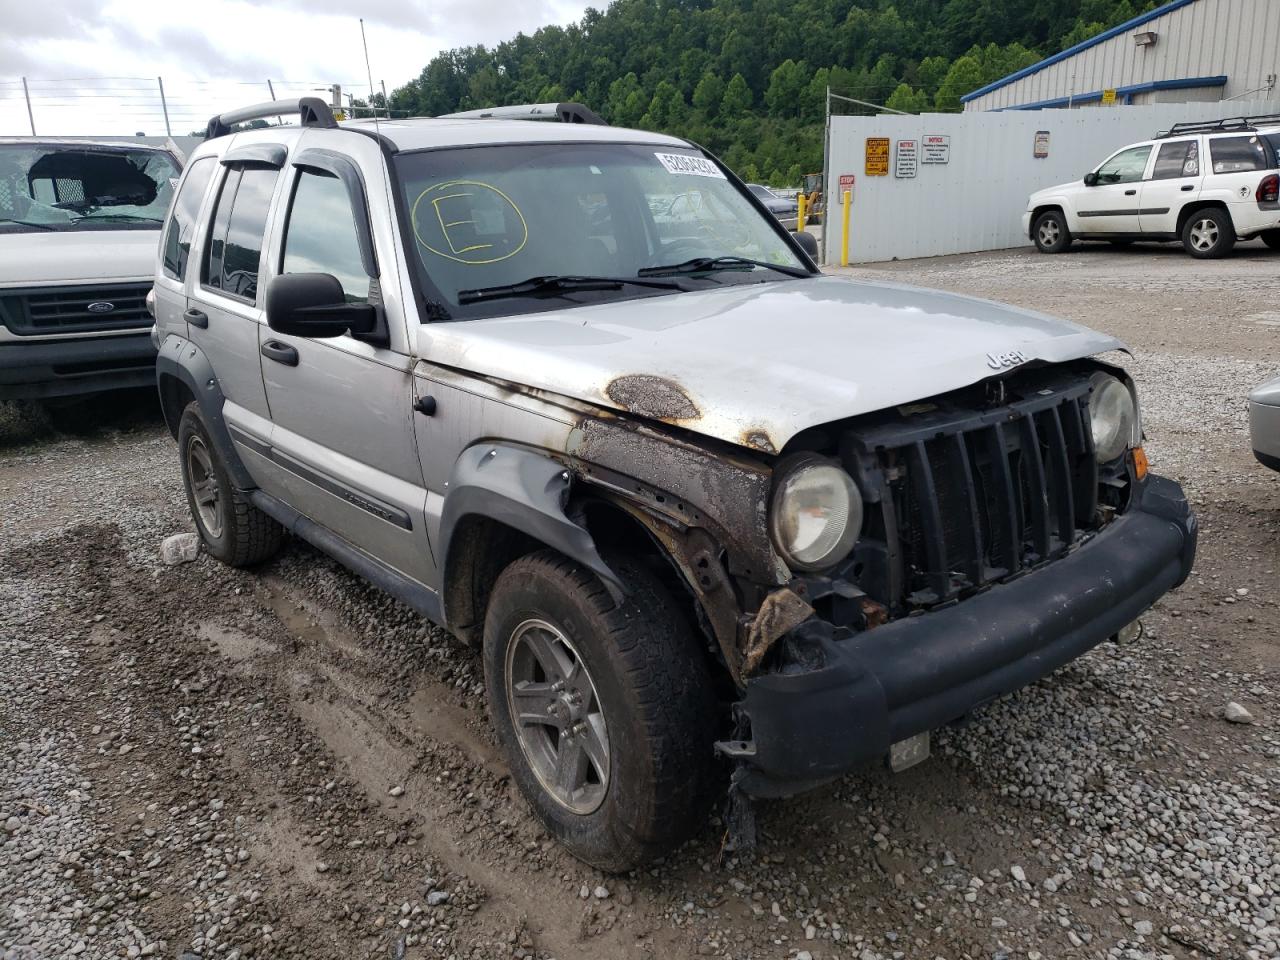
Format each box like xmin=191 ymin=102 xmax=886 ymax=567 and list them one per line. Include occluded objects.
xmin=1079 ymin=144 xmax=1154 ymax=233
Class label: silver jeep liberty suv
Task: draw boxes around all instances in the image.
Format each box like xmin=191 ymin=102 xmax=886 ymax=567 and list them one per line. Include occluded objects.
xmin=154 ymin=98 xmax=1197 ymax=871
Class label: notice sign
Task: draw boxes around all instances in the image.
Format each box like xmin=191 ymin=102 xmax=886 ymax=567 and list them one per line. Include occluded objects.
xmin=921 ymin=134 xmax=950 ymax=163
xmin=837 ymin=173 xmax=855 ymax=202
xmin=1034 ymin=130 xmax=1050 ymax=158
xmin=865 ymin=138 xmax=890 ymax=176
xmin=895 ymin=139 xmax=918 ymax=178
xmin=1101 ymin=88 xmax=1117 ymax=105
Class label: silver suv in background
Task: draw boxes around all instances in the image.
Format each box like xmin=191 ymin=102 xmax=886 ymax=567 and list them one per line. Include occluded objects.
xmin=0 ymin=139 xmax=181 ymax=400
xmin=155 ymin=98 xmax=1196 ymax=871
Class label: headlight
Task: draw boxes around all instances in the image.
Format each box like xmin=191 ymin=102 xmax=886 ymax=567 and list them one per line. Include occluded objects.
xmin=1089 ymin=373 xmax=1136 ymax=463
xmin=769 ymin=457 xmax=862 ymax=572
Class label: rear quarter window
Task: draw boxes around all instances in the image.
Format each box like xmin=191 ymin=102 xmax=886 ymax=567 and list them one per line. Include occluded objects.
xmin=1209 ymin=136 xmax=1269 ymax=174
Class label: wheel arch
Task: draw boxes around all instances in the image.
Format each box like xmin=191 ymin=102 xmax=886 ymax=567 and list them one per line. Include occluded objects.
xmin=1177 ymin=199 xmax=1232 ymax=235
xmin=1030 ymin=203 xmax=1067 ymax=238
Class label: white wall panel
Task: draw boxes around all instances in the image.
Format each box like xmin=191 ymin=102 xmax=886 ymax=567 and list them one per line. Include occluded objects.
xmin=822 ymin=100 xmax=1280 ymax=263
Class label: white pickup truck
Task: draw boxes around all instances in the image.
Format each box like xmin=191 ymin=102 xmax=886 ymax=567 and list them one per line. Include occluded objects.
xmin=0 ymin=138 xmax=181 ymax=401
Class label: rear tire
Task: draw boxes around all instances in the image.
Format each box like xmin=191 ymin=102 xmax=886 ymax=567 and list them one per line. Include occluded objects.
xmin=483 ymin=549 xmax=719 ymax=872
xmin=1033 ymin=210 xmax=1072 ymax=253
xmin=1262 ymin=229 xmax=1280 ymax=251
xmin=178 ymin=402 xmax=283 ymax=567
xmin=1182 ymin=208 xmax=1235 ymax=259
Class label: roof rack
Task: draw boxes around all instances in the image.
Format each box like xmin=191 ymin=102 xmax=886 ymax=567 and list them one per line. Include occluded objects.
xmin=206 ymin=97 xmax=337 ymax=140
xmin=436 ymin=101 xmax=607 ymax=126
xmin=1157 ymin=114 xmax=1280 ymax=139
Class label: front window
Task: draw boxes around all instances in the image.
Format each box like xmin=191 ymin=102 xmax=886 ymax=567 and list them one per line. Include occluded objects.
xmin=1095 ymin=145 xmax=1152 ymax=184
xmin=0 ymin=144 xmax=179 ymax=233
xmin=394 ymin=142 xmax=806 ymax=319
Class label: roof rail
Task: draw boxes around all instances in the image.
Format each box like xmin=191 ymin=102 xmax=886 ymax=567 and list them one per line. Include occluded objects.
xmin=206 ymin=97 xmax=338 ymax=140
xmin=1157 ymin=114 xmax=1280 ymax=139
xmin=436 ymin=102 xmax=607 ymax=125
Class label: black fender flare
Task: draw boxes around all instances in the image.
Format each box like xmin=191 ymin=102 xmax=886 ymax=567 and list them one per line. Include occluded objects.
xmin=154 ymin=334 xmax=256 ymax=490
xmin=438 ymin=443 xmax=625 ymax=617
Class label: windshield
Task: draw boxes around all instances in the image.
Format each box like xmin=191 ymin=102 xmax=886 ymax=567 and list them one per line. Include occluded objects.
xmin=0 ymin=144 xmax=179 ymax=232
xmin=394 ymin=142 xmax=807 ymax=319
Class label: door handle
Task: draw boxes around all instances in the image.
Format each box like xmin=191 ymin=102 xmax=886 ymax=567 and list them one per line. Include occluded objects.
xmin=184 ymin=308 xmax=208 ymax=329
xmin=260 ymin=339 xmax=299 ymax=366
xmin=1181 ymin=184 xmax=1194 ymax=191
xmin=1124 ymin=189 xmax=1137 ymax=196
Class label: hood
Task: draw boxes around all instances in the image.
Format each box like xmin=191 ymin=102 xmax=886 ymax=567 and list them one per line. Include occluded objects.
xmin=419 ymin=275 xmax=1123 ymax=454
xmin=0 ymin=229 xmax=160 ymax=285
xmin=1030 ymin=180 xmax=1082 ymax=201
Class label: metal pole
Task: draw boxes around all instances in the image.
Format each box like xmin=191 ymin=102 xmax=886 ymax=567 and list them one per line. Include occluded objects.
xmin=381 ymin=79 xmax=389 ymax=118
xmin=827 ymin=91 xmax=909 ymax=115
xmin=21 ymin=77 xmax=35 ymax=135
xmin=267 ymin=79 xmax=276 ymax=100
xmin=840 ymin=189 xmax=852 ymax=266
xmin=157 ymin=77 xmax=172 ymax=136
xmin=819 ymin=85 xmax=833 ymax=263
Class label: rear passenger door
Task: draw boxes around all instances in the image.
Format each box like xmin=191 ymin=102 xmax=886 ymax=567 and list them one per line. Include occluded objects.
xmin=258 ymin=147 xmax=434 ymax=585
xmin=186 ymin=146 xmax=287 ymax=462
xmin=1139 ymin=138 xmax=1202 ymax=235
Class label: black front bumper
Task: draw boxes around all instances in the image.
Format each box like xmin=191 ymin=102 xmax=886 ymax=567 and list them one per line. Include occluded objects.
xmin=0 ymin=332 xmax=156 ymax=400
xmin=733 ymin=474 xmax=1197 ymax=796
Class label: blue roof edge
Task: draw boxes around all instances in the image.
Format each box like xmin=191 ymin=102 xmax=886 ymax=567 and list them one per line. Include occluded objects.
xmin=999 ymin=74 xmax=1227 ymax=111
xmin=960 ymin=0 xmax=1201 ymax=104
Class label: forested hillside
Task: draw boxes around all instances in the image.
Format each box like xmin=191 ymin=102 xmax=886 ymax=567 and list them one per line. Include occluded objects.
xmin=389 ymin=0 xmax=1160 ymax=185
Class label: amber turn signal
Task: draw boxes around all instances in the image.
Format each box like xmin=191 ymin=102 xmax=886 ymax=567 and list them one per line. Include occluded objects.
xmin=1132 ymin=446 xmax=1149 ymax=480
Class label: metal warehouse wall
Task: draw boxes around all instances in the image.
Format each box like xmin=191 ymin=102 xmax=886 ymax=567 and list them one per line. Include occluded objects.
xmin=822 ymin=100 xmax=1280 ymax=263
xmin=965 ymin=0 xmax=1279 ymax=110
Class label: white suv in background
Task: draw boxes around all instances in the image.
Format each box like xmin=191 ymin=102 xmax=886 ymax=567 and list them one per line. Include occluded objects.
xmin=1025 ymin=115 xmax=1280 ymax=259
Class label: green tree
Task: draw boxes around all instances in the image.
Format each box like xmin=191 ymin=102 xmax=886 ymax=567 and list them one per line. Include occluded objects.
xmin=720 ymin=72 xmax=752 ymax=120
xmin=885 ymin=82 xmax=931 ymax=114
xmin=692 ymin=71 xmax=726 ymax=118
xmin=934 ymin=56 xmax=985 ymax=111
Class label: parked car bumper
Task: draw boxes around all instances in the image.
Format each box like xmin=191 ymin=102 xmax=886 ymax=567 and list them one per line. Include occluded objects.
xmin=730 ymin=473 xmax=1197 ymax=796
xmin=1249 ymin=374 xmax=1280 ymax=471
xmin=0 ymin=332 xmax=157 ymax=401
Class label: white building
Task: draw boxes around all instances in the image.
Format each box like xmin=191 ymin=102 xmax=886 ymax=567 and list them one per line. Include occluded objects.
xmin=962 ymin=0 xmax=1279 ymax=112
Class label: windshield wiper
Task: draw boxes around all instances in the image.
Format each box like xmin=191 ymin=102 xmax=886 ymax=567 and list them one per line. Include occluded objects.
xmin=71 ymin=213 xmax=164 ymax=224
xmin=457 ymin=274 xmax=683 ymax=305
xmin=0 ymin=218 xmax=57 ymax=231
xmin=638 ymin=255 xmax=809 ymax=278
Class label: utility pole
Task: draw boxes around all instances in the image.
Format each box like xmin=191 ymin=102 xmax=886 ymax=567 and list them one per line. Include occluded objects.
xmin=157 ymin=76 xmax=172 ymax=136
xmin=21 ymin=77 xmax=35 ymax=135
xmin=381 ymin=79 xmax=389 ymax=118
xmin=267 ymin=78 xmax=276 ymax=101
xmin=330 ymin=84 xmax=342 ymax=109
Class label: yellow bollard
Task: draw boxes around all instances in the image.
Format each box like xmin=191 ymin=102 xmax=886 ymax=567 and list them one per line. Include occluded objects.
xmin=797 ymin=192 xmax=807 ymax=232
xmin=840 ymin=189 xmax=852 ymax=266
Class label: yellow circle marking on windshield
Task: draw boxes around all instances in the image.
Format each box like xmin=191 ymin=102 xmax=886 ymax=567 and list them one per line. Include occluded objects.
xmin=411 ymin=180 xmax=528 ymax=265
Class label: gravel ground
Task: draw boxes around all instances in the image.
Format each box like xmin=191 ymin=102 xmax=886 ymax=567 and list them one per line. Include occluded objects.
xmin=2 ymin=243 xmax=1278 ymax=960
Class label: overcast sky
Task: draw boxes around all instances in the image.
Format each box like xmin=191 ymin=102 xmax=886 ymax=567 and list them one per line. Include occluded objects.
xmin=0 ymin=0 xmax=591 ymax=137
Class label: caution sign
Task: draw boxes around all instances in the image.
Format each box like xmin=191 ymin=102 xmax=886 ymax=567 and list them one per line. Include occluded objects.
xmin=865 ymin=138 xmax=890 ymax=176
xmin=895 ymin=139 xmax=918 ymax=178
xmin=1102 ymin=88 xmax=1117 ymax=105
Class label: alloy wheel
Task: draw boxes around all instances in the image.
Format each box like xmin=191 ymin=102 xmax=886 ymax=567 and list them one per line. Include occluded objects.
xmin=1189 ymin=218 xmax=1219 ymax=252
xmin=1038 ymin=219 xmax=1060 ymax=246
xmin=185 ymin=435 xmax=224 ymax=538
xmin=505 ymin=618 xmax=610 ymax=815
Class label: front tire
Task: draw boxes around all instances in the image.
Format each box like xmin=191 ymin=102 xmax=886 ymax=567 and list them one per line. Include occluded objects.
xmin=1261 ymin=229 xmax=1280 ymax=250
xmin=178 ymin=402 xmax=283 ymax=567
xmin=1182 ymin=208 xmax=1235 ymax=259
xmin=1033 ymin=210 xmax=1072 ymax=253
xmin=483 ymin=550 xmax=718 ymax=872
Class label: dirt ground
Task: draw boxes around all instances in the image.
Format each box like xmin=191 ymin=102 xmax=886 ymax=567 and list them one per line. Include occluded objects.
xmin=2 ymin=242 xmax=1278 ymax=960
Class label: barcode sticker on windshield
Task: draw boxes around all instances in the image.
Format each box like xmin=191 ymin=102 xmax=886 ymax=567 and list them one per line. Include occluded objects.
xmin=655 ymin=152 xmax=726 ymax=179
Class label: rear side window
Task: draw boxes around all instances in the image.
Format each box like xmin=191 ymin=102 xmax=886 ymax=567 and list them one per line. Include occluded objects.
xmin=1210 ymin=136 xmax=1268 ymax=173
xmin=162 ymin=157 xmax=216 ymax=280
xmin=203 ymin=166 xmax=279 ymax=303
xmin=280 ymin=169 xmax=370 ymax=302
xmin=1151 ymin=140 xmax=1199 ymax=180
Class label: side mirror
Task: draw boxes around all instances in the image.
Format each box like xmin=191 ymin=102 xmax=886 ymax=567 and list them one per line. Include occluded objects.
xmin=265 ymin=273 xmax=377 ymax=339
xmin=1083 ymin=172 xmax=1099 ymax=187
xmin=793 ymin=230 xmax=819 ymax=259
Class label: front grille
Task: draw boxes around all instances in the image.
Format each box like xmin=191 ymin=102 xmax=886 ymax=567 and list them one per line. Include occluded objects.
xmin=848 ymin=376 xmax=1101 ymax=612
xmin=0 ymin=283 xmax=152 ymax=335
